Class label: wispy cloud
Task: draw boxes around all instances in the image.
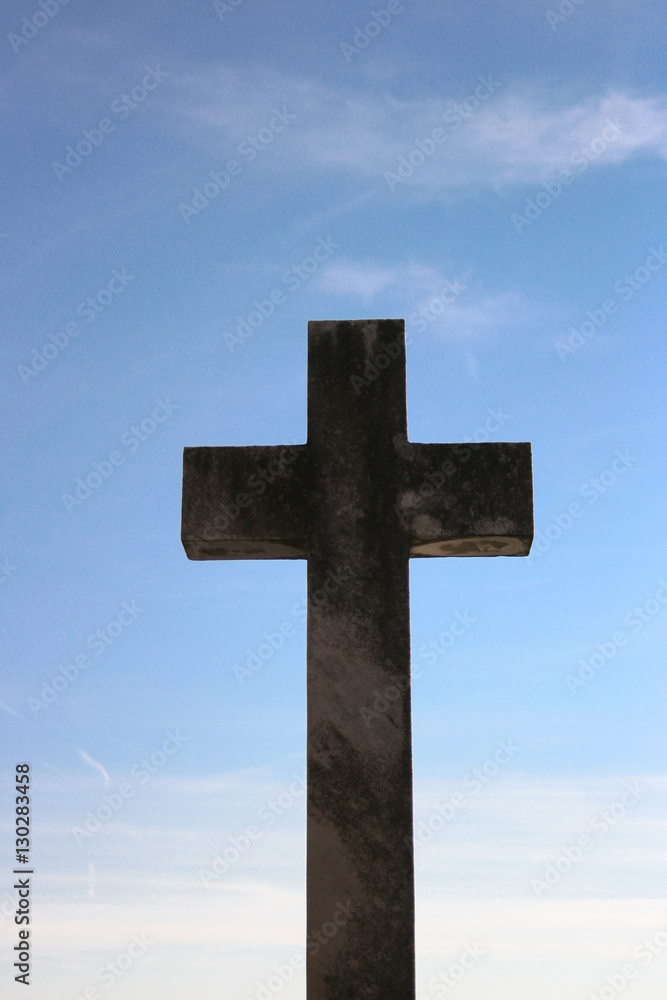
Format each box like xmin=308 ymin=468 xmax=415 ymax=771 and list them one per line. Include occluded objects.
xmin=78 ymin=749 xmax=110 ymax=787
xmin=170 ymin=66 xmax=667 ymax=195
xmin=318 ymin=262 xmax=399 ymax=301
xmin=317 ymin=259 xmax=547 ymax=340
xmin=318 ymin=259 xmax=465 ymax=304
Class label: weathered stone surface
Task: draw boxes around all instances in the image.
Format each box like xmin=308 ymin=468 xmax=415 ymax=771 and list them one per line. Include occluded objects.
xmin=181 ymin=444 xmax=307 ymax=559
xmin=396 ymin=441 xmax=533 ymax=556
xmin=181 ymin=319 xmax=534 ymax=1000
xmin=306 ymin=321 xmax=415 ymax=1000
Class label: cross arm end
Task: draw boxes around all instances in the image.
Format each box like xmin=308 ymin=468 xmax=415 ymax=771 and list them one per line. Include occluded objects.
xmin=181 ymin=444 xmax=308 ymax=561
xmin=397 ymin=442 xmax=534 ymax=557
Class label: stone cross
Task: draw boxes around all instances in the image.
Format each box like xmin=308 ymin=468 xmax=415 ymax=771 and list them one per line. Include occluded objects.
xmin=181 ymin=319 xmax=533 ymax=1000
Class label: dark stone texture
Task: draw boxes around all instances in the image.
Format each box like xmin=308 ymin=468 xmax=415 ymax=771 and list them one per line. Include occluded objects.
xmin=396 ymin=441 xmax=534 ymax=556
xmin=181 ymin=319 xmax=534 ymax=1000
xmin=181 ymin=444 xmax=307 ymax=559
xmin=305 ymin=321 xmax=414 ymax=1000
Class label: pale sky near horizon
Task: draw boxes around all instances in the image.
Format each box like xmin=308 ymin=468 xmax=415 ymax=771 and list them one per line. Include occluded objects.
xmin=1 ymin=1 xmax=667 ymax=998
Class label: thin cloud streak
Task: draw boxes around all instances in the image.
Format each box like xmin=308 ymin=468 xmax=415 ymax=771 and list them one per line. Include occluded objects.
xmin=78 ymin=749 xmax=111 ymax=787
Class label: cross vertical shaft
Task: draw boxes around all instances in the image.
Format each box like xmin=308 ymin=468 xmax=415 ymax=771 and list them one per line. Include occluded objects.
xmin=306 ymin=324 xmax=415 ymax=999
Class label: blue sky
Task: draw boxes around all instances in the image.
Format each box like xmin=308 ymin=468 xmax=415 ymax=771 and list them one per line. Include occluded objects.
xmin=1 ymin=0 xmax=667 ymax=997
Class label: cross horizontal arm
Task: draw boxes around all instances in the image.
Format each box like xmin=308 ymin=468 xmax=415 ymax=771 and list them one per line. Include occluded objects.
xmin=396 ymin=441 xmax=533 ymax=556
xmin=181 ymin=444 xmax=307 ymax=560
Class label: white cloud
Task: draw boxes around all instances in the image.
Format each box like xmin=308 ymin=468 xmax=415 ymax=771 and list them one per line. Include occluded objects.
xmin=78 ymin=748 xmax=110 ymax=787
xmin=318 ymin=263 xmax=399 ymax=300
xmin=171 ymin=65 xmax=667 ymax=195
xmin=316 ymin=259 xmax=546 ymax=340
